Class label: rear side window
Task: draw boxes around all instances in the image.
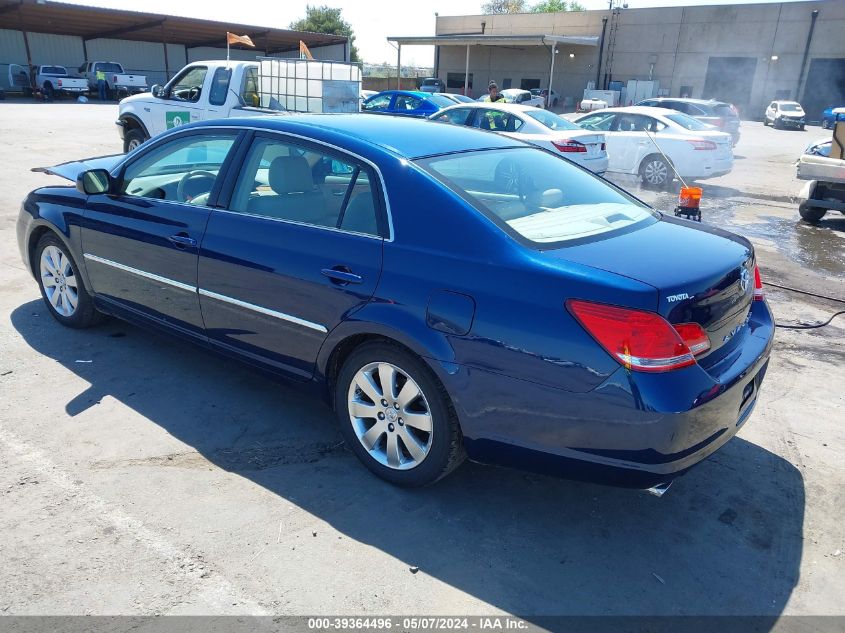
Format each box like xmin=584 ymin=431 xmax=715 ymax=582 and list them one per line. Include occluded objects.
xmin=473 ymin=110 xmax=524 ymax=132
xmin=419 ymin=147 xmax=655 ymax=246
xmin=227 ymin=136 xmax=382 ymax=237
xmin=434 ymin=108 xmax=473 ymax=125
xmin=208 ymin=67 xmax=231 ymax=106
xmin=713 ymin=104 xmax=737 ymax=117
xmin=665 ymin=113 xmax=710 ymax=130
xmin=394 ymin=94 xmax=422 ymax=110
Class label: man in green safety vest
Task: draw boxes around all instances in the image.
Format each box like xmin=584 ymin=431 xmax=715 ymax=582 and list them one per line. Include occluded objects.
xmin=96 ymin=69 xmax=107 ymax=101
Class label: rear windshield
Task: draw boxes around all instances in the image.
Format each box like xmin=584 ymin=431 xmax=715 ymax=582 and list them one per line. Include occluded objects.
xmin=779 ymin=103 xmax=802 ymax=111
xmin=525 ymin=110 xmax=582 ymax=131
xmin=422 ymin=79 xmax=439 ymax=86
xmin=712 ymin=104 xmax=737 ymax=117
xmin=42 ymin=66 xmax=66 ymax=75
xmin=96 ymin=63 xmax=123 ymax=74
xmin=428 ymin=94 xmax=456 ymax=108
xmin=666 ymin=113 xmax=712 ymax=131
xmin=418 ymin=147 xmax=655 ymax=246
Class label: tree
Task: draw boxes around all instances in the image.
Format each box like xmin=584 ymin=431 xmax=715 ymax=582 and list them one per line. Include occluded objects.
xmin=290 ymin=5 xmax=360 ymax=62
xmin=481 ymin=0 xmax=527 ymax=14
xmin=531 ymin=0 xmax=585 ymax=11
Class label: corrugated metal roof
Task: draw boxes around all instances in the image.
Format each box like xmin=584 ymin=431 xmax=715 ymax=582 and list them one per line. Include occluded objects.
xmin=0 ymin=0 xmax=347 ymax=54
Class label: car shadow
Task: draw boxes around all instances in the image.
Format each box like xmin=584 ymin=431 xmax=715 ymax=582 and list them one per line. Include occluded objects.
xmin=11 ymin=300 xmax=805 ymax=618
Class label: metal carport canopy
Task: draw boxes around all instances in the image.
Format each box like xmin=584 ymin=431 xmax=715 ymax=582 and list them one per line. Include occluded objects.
xmin=386 ymin=34 xmax=599 ymax=95
xmin=0 ymin=0 xmax=348 ymax=55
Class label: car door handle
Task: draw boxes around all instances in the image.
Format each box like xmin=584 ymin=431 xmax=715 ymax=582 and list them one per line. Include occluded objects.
xmin=321 ymin=267 xmax=363 ymax=285
xmin=168 ymin=233 xmax=197 ymax=248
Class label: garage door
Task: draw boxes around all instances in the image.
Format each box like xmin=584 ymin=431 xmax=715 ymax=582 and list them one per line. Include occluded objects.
xmin=702 ymin=57 xmax=758 ymax=114
xmin=801 ymin=58 xmax=845 ymax=124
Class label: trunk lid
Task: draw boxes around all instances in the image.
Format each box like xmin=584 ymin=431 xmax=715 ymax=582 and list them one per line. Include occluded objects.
xmin=547 ymin=215 xmax=756 ymax=361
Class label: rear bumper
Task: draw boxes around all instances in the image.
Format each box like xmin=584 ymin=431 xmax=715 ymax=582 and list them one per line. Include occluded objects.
xmin=445 ymin=301 xmax=774 ymax=489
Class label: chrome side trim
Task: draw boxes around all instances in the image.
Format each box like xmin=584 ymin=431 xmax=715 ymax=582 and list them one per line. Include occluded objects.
xmin=83 ymin=253 xmax=329 ymax=333
xmin=198 ymin=288 xmax=328 ymax=333
xmin=83 ymin=253 xmax=196 ymax=292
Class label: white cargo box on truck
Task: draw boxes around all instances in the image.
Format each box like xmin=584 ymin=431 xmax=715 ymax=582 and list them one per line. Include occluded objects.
xmin=256 ymin=58 xmax=361 ymax=113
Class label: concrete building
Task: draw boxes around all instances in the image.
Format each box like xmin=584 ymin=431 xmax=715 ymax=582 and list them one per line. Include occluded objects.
xmin=391 ymin=0 xmax=845 ymax=121
xmin=0 ymin=0 xmax=348 ymax=90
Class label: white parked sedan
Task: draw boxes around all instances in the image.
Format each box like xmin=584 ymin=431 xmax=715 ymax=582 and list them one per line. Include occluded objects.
xmin=430 ymin=103 xmax=608 ymax=174
xmin=571 ymin=106 xmax=734 ymax=186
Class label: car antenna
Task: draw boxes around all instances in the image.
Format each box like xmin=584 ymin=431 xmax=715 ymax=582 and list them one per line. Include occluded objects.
xmin=641 ymin=126 xmax=703 ymax=222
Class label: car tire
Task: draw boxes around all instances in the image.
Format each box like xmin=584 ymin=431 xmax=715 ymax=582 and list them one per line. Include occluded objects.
xmin=800 ymin=125 xmax=805 ymax=131
xmin=798 ymin=203 xmax=826 ymax=223
xmin=35 ymin=233 xmax=103 ymax=328
xmin=43 ymin=83 xmax=54 ymax=102
xmin=773 ymin=118 xmax=781 ymax=129
xmin=123 ymin=128 xmax=147 ymax=153
xmin=335 ymin=341 xmax=465 ymax=487
xmin=640 ymin=155 xmax=672 ymax=188
xmin=822 ymin=119 xmax=830 ymax=130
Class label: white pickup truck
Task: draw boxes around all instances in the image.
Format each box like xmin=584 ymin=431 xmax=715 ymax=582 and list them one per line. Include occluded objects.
xmin=35 ymin=66 xmax=88 ymax=100
xmin=116 ymin=59 xmax=362 ymax=152
xmin=78 ymin=61 xmax=147 ymax=99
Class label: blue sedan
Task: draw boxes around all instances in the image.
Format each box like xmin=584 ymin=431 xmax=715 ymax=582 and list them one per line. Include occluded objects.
xmin=17 ymin=115 xmax=773 ymax=490
xmin=821 ymin=105 xmax=845 ymax=129
xmin=362 ymin=90 xmax=453 ymax=118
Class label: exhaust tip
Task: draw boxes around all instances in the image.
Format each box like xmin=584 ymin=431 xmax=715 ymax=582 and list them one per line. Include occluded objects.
xmin=645 ymin=482 xmax=672 ymax=497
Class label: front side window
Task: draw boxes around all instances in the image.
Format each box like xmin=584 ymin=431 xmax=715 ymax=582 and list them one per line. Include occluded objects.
xmin=363 ymin=94 xmax=391 ymax=111
xmin=419 ymin=147 xmax=655 ymax=246
xmin=227 ymin=136 xmax=381 ymax=236
xmin=576 ymin=112 xmax=616 ymax=131
xmin=167 ymin=66 xmax=208 ymax=103
xmin=120 ymin=134 xmax=236 ymax=205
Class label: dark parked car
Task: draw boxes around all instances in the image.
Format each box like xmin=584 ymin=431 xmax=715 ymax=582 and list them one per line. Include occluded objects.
xmin=637 ymin=97 xmax=741 ymax=146
xmin=18 ymin=115 xmax=773 ymax=491
xmin=362 ymin=90 xmax=453 ymax=118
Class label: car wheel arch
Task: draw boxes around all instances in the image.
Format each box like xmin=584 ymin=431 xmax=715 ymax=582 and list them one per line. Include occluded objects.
xmin=120 ymin=113 xmax=150 ymax=139
xmin=318 ymin=320 xmax=459 ymax=406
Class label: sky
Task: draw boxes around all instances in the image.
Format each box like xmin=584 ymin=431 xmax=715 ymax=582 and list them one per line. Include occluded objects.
xmin=66 ymin=0 xmax=811 ymax=66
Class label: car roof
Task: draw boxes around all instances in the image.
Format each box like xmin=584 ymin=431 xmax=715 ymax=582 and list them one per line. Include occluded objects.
xmin=578 ymin=106 xmax=679 ymax=117
xmin=773 ymin=100 xmax=801 ymax=105
xmin=438 ymin=102 xmax=540 ymax=114
xmin=501 ymin=88 xmax=529 ymax=94
xmin=647 ymin=97 xmax=722 ymax=105
xmin=370 ymin=90 xmax=427 ymax=97
xmin=201 ymin=114 xmax=522 ymax=159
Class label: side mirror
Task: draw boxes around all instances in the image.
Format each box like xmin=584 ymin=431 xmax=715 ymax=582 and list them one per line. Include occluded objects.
xmin=150 ymin=84 xmax=163 ymax=98
xmin=76 ymin=169 xmax=112 ymax=195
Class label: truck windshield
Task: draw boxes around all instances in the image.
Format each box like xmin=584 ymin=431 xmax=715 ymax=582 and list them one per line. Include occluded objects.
xmin=418 ymin=147 xmax=655 ymax=246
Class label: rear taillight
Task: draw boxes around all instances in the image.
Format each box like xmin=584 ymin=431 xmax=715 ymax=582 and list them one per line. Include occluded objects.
xmin=673 ymin=323 xmax=711 ymax=355
xmin=113 ymin=75 xmax=118 ymax=84
xmin=553 ymin=139 xmax=587 ymax=153
xmin=753 ymin=265 xmax=764 ymax=301
xmin=687 ymin=139 xmax=717 ymax=151
xmin=600 ymin=142 xmax=606 ymax=151
xmin=57 ymin=79 xmax=62 ymax=87
xmin=567 ymin=300 xmax=703 ymax=372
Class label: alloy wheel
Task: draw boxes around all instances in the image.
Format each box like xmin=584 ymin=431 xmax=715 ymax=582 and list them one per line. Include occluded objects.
xmin=127 ymin=138 xmax=141 ymax=151
xmin=40 ymin=245 xmax=78 ymax=317
xmin=347 ymin=361 xmax=433 ymax=470
xmin=643 ymin=159 xmax=669 ymax=185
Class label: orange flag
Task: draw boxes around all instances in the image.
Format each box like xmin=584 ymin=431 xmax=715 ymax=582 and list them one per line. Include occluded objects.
xmin=299 ymin=40 xmax=314 ymax=60
xmin=227 ymin=32 xmax=255 ymax=47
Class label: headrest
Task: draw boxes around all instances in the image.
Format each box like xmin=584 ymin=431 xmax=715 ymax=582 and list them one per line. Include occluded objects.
xmin=269 ymin=156 xmax=314 ymax=194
